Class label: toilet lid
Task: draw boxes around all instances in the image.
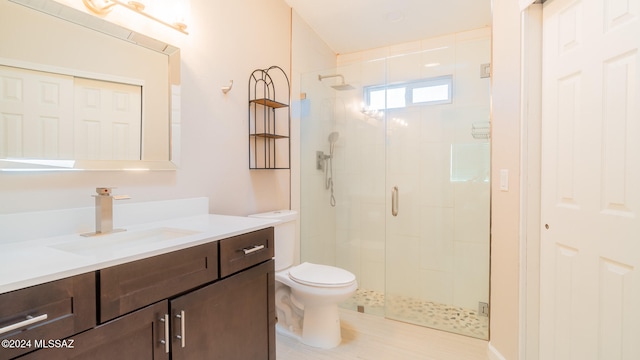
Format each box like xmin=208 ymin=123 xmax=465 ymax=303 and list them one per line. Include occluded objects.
xmin=289 ymin=262 xmax=356 ymax=287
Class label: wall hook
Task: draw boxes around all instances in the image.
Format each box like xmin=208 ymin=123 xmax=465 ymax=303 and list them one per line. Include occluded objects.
xmin=221 ymin=80 xmax=233 ymax=94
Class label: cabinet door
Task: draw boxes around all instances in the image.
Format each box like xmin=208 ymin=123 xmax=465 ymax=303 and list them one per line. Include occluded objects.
xmin=19 ymin=301 xmax=169 ymax=360
xmin=171 ymin=260 xmax=275 ymax=360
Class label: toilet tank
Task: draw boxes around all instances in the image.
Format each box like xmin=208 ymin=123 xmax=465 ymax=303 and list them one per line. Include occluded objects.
xmin=248 ymin=210 xmax=297 ymax=271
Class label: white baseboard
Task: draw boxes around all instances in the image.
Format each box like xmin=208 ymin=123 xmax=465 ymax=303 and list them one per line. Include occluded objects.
xmin=488 ymin=342 xmax=508 ymax=360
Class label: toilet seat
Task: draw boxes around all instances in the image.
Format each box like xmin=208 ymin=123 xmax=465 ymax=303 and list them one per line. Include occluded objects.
xmin=289 ymin=262 xmax=356 ymax=288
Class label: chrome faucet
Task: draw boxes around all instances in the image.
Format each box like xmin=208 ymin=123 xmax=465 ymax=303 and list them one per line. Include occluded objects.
xmin=82 ymin=187 xmax=130 ymax=237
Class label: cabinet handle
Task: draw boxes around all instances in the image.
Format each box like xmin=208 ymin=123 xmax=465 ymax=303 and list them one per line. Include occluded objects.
xmin=242 ymin=244 xmax=265 ymax=255
xmin=176 ymin=310 xmax=186 ymax=348
xmin=391 ymin=186 xmax=399 ymax=217
xmin=159 ymin=314 xmax=169 ymax=353
xmin=0 ymin=314 xmax=48 ymax=335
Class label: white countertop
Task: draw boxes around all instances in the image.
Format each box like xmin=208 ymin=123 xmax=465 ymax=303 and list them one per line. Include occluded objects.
xmin=0 ymin=214 xmax=279 ymax=294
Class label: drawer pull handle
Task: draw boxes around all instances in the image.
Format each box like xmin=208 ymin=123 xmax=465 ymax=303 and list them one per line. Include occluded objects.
xmin=243 ymin=244 xmax=265 ymax=255
xmin=0 ymin=314 xmax=48 ymax=335
xmin=160 ymin=314 xmax=169 ymax=353
xmin=176 ymin=310 xmax=186 ymax=348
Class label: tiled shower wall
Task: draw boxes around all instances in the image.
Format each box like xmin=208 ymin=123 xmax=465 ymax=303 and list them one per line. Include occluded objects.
xmin=301 ymin=27 xmax=490 ymax=312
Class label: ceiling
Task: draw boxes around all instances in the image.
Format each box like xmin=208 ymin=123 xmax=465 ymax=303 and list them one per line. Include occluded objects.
xmin=284 ymin=0 xmax=492 ymax=55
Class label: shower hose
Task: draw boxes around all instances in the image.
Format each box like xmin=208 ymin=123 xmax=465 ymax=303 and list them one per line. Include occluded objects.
xmin=325 ymin=155 xmax=336 ymax=207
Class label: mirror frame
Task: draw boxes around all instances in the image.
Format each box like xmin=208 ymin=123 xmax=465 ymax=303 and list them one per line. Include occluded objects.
xmin=2 ymin=0 xmax=180 ymax=171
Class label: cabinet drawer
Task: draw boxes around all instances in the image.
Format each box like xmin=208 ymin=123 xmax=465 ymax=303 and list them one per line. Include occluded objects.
xmin=99 ymin=242 xmax=218 ymax=323
xmin=219 ymin=228 xmax=274 ymax=278
xmin=0 ymin=273 xmax=95 ymax=360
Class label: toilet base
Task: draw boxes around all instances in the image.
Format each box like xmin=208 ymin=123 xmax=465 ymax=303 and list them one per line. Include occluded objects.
xmin=275 ymin=322 xmax=302 ymax=341
xmin=276 ymin=302 xmax=343 ymax=349
xmin=273 ymin=264 xmax=357 ymax=349
xmin=300 ymin=303 xmax=342 ymax=349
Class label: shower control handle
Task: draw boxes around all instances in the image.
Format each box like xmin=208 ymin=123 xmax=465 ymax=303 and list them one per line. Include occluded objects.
xmin=391 ymin=186 xmax=399 ymax=216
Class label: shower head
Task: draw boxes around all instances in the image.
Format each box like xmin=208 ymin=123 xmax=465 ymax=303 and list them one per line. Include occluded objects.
xmin=318 ymin=74 xmax=355 ymax=91
xmin=328 ymin=131 xmax=339 ymax=144
xmin=330 ymin=83 xmax=355 ymax=91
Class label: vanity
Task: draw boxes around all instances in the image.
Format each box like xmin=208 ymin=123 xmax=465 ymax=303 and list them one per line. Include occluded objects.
xmin=0 ymin=201 xmax=278 ymax=360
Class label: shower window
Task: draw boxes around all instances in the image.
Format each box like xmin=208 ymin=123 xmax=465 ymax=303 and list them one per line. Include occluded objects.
xmin=364 ymin=75 xmax=453 ymax=110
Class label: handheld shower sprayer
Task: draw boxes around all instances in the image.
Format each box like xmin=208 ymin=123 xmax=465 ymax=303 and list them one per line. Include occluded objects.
xmin=328 ymin=131 xmax=339 ymax=157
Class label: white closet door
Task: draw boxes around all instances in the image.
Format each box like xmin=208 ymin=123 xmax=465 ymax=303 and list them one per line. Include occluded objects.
xmin=540 ymin=0 xmax=640 ymax=359
xmin=74 ymin=78 xmax=142 ymax=160
xmin=0 ymin=65 xmax=74 ymax=159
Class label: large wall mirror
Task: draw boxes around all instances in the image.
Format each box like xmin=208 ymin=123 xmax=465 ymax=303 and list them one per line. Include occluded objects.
xmin=0 ymin=0 xmax=179 ymax=171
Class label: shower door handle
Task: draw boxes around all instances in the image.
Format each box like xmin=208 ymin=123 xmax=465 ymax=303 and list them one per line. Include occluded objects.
xmin=391 ymin=186 xmax=399 ymax=216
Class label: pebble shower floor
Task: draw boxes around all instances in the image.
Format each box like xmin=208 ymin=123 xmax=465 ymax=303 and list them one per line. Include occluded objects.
xmin=341 ymin=289 xmax=489 ymax=339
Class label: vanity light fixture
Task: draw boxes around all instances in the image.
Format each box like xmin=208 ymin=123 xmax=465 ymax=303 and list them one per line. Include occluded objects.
xmin=83 ymin=0 xmax=189 ymax=34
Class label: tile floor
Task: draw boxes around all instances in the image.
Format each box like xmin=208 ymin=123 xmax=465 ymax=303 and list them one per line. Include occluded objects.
xmin=276 ymin=308 xmax=490 ymax=360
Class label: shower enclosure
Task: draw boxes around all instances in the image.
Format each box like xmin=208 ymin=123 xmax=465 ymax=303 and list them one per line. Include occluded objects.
xmin=299 ymin=28 xmax=491 ymax=340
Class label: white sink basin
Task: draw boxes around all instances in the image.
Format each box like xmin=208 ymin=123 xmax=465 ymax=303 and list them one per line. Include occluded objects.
xmin=51 ymin=227 xmax=199 ymax=256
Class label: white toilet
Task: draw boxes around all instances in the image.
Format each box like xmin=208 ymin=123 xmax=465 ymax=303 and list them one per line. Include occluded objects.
xmin=249 ymin=210 xmax=357 ymax=349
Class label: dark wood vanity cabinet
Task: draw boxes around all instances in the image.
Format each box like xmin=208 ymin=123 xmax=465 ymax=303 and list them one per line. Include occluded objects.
xmin=7 ymin=227 xmax=275 ymax=360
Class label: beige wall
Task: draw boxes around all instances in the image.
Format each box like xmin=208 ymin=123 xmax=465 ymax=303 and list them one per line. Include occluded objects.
xmin=0 ymin=0 xmax=292 ymax=216
xmin=490 ymin=0 xmax=523 ymax=358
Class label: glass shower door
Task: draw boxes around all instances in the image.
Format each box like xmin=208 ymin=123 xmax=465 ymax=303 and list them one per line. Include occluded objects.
xmin=383 ymin=32 xmax=491 ymax=339
xmin=298 ymin=27 xmax=491 ymax=340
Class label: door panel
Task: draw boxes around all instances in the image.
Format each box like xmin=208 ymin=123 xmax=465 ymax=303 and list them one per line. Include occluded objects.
xmin=540 ymin=0 xmax=640 ymax=358
xmin=0 ymin=65 xmax=74 ymax=159
xmin=383 ymin=36 xmax=491 ymax=340
xmin=74 ymin=78 xmax=141 ymax=160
